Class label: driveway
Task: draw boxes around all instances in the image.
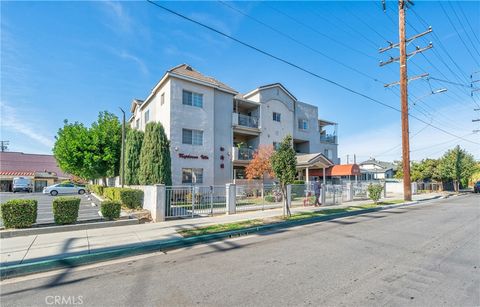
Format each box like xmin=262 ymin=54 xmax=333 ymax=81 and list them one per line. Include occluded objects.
xmin=0 ymin=192 xmax=101 ymax=226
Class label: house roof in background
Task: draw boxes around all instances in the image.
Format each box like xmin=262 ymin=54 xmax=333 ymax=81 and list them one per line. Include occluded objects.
xmin=0 ymin=152 xmax=70 ymax=178
xmin=359 ymin=158 xmax=397 ymax=171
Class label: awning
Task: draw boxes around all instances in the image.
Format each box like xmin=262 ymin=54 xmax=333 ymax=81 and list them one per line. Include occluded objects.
xmin=0 ymin=171 xmax=35 ymax=177
xmin=310 ymin=164 xmax=361 ymax=177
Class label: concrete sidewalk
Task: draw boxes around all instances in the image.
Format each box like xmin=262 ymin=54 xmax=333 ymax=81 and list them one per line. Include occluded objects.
xmin=0 ymin=193 xmax=443 ymax=267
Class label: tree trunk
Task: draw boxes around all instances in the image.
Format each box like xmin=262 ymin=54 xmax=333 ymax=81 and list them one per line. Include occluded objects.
xmin=102 ymin=177 xmax=107 ymax=187
xmin=282 ymin=185 xmax=291 ymax=217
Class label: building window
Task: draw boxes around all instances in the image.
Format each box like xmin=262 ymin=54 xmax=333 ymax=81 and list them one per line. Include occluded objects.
xmin=273 ymin=112 xmax=281 ymax=122
xmin=161 ymin=93 xmax=165 ymax=105
xmin=273 ymin=142 xmax=280 ymax=150
xmin=144 ymin=110 xmax=150 ymax=123
xmin=183 ymin=90 xmax=203 ymax=108
xmin=135 ymin=119 xmax=140 ymax=129
xmin=324 ymin=149 xmax=333 ymax=160
xmin=182 ymin=129 xmax=203 ymax=145
xmin=298 ymin=119 xmax=308 ymax=130
xmin=182 ymin=168 xmax=203 ymax=184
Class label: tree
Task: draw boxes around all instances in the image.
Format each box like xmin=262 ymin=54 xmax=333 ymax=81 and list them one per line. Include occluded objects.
xmin=139 ymin=122 xmax=172 ymax=185
xmin=86 ymin=111 xmax=122 ymax=183
xmin=270 ymin=135 xmax=297 ymax=217
xmin=124 ymin=128 xmax=144 ymax=185
xmin=411 ymin=158 xmax=440 ymax=182
xmin=245 ymin=145 xmax=274 ymax=181
xmin=53 ymin=111 xmax=121 ymax=183
xmin=53 ymin=120 xmax=91 ymax=179
xmin=437 ymin=145 xmax=476 ymax=191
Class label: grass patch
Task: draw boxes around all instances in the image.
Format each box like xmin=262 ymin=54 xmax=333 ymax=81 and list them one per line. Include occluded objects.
xmin=178 ymin=219 xmax=266 ymax=237
xmin=177 ymin=199 xmax=407 ymax=238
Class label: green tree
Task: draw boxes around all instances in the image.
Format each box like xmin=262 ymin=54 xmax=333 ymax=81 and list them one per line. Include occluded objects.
xmin=53 ymin=120 xmax=91 ymax=179
xmin=139 ymin=122 xmax=172 ymax=185
xmin=86 ymin=111 xmax=122 ymax=183
xmin=411 ymin=158 xmax=440 ymax=182
xmin=270 ymin=135 xmax=297 ymax=217
xmin=53 ymin=111 xmax=121 ymax=183
xmin=125 ymin=128 xmax=144 ymax=185
xmin=437 ymin=145 xmax=476 ymax=190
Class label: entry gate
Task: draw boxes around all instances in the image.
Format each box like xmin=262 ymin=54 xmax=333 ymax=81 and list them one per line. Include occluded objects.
xmin=165 ymin=185 xmax=227 ymax=219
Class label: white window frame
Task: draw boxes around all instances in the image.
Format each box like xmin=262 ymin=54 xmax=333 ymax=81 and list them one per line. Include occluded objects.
xmin=182 ymin=129 xmax=203 ymax=145
xmin=182 ymin=90 xmax=203 ymax=108
xmin=273 ymin=112 xmax=281 ymax=122
xmin=182 ymin=168 xmax=204 ymax=184
xmin=298 ymin=119 xmax=308 ymax=130
xmin=135 ymin=119 xmax=140 ymax=129
xmin=161 ymin=93 xmax=165 ymax=105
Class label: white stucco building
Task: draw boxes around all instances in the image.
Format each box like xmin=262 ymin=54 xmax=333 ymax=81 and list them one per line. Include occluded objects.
xmin=129 ymin=64 xmax=340 ymax=186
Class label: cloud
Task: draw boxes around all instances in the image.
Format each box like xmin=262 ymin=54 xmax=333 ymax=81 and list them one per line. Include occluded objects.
xmin=100 ymin=1 xmax=133 ymax=34
xmin=117 ymin=50 xmax=149 ymax=75
xmin=0 ymin=101 xmax=55 ymax=149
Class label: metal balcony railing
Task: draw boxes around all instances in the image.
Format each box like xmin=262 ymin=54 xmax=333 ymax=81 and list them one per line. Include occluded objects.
xmin=234 ymin=113 xmax=259 ymax=128
xmin=232 ymin=147 xmax=255 ymax=161
xmin=320 ymin=134 xmax=337 ymax=144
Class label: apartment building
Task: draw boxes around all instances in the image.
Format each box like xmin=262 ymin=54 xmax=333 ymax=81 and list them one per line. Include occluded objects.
xmin=129 ymin=64 xmax=339 ymax=186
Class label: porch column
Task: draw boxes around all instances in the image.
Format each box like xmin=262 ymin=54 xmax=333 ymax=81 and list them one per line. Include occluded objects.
xmin=322 ymin=167 xmax=326 ymax=185
xmin=306 ymin=167 xmax=310 ymax=184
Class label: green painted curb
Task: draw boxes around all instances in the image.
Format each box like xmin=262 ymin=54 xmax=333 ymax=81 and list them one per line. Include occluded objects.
xmin=0 ymin=200 xmax=427 ymax=279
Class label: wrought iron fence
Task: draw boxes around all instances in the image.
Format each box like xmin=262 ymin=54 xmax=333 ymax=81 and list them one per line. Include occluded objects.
xmin=165 ymin=185 xmax=226 ymax=219
xmin=235 ymin=183 xmax=284 ymax=212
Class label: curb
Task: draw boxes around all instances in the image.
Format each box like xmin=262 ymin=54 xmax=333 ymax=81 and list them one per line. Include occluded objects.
xmin=0 ymin=199 xmax=432 ymax=279
xmin=0 ymin=219 xmax=139 ymax=239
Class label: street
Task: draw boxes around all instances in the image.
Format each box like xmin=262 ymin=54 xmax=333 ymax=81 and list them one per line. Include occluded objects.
xmin=0 ymin=193 xmax=100 ymax=225
xmin=1 ymin=194 xmax=479 ymax=306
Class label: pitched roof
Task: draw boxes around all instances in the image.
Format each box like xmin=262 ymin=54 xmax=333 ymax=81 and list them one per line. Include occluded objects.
xmin=359 ymin=158 xmax=397 ymax=171
xmin=0 ymin=152 xmax=70 ymax=178
xmin=296 ymin=153 xmax=334 ymax=168
xmin=168 ymin=64 xmax=237 ymax=93
xmin=243 ymin=83 xmax=297 ymax=102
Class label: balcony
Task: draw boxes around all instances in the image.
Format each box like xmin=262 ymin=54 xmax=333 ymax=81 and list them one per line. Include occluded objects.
xmin=232 ymin=147 xmax=255 ymax=162
xmin=320 ymin=134 xmax=337 ymax=144
xmin=232 ymin=113 xmax=260 ymax=135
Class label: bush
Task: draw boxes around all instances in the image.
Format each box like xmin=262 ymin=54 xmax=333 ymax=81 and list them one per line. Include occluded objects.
xmin=53 ymin=197 xmax=80 ymax=225
xmin=367 ymin=183 xmax=384 ymax=204
xmin=0 ymin=199 xmax=37 ymax=228
xmin=100 ymin=200 xmax=121 ymax=220
xmin=264 ymin=195 xmax=276 ymax=202
xmin=119 ymin=188 xmax=143 ymax=209
xmin=87 ymin=184 xmax=104 ymax=196
xmin=293 ymin=180 xmax=305 ymax=184
xmin=103 ymin=187 xmax=118 ymax=201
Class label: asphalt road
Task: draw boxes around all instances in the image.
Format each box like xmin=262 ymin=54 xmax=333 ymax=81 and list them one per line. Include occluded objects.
xmin=1 ymin=194 xmax=479 ymax=307
xmin=0 ymin=192 xmax=101 ymax=225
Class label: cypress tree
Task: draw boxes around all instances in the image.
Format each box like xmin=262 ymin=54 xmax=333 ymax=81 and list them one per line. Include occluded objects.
xmin=139 ymin=122 xmax=172 ymax=185
xmin=125 ymin=129 xmax=144 ymax=185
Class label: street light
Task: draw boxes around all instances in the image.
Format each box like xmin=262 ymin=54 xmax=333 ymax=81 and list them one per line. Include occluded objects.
xmin=119 ymin=107 xmax=126 ymax=188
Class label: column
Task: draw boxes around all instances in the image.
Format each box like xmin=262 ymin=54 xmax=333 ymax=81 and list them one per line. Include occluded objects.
xmin=226 ymin=183 xmax=236 ymax=215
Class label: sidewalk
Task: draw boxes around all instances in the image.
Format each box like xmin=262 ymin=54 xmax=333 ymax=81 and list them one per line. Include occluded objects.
xmin=0 ymin=193 xmax=443 ymax=268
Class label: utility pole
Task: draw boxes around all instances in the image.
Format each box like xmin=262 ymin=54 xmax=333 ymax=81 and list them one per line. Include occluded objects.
xmin=0 ymin=140 xmax=9 ymax=152
xmin=379 ymin=0 xmax=431 ymax=201
xmin=119 ymin=108 xmax=126 ymax=188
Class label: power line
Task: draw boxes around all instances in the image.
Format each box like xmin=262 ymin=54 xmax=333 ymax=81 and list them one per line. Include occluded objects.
xmin=146 ymin=0 xmax=480 ymax=146
xmin=455 ymin=1 xmax=480 ymax=45
xmin=448 ymin=1 xmax=480 ymax=58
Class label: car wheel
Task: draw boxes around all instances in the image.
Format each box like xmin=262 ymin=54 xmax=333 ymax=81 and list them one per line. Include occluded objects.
xmin=50 ymin=190 xmax=58 ymax=196
xmin=78 ymin=189 xmax=85 ymax=195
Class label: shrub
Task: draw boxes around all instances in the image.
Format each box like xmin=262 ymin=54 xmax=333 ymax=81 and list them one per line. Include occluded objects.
xmin=367 ymin=183 xmax=384 ymax=204
xmin=264 ymin=195 xmax=276 ymax=202
xmin=0 ymin=199 xmax=37 ymax=228
xmin=293 ymin=180 xmax=305 ymax=184
xmin=53 ymin=197 xmax=80 ymax=225
xmin=119 ymin=188 xmax=143 ymax=209
xmin=87 ymin=184 xmax=104 ymax=196
xmin=100 ymin=200 xmax=121 ymax=220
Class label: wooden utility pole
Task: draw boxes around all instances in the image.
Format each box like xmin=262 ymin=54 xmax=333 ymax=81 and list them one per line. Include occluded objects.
xmin=379 ymin=0 xmax=432 ymax=201
xmin=399 ymin=0 xmax=412 ymax=201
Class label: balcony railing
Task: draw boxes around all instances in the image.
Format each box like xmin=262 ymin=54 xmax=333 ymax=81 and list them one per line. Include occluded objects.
xmin=320 ymin=134 xmax=337 ymax=144
xmin=232 ymin=147 xmax=255 ymax=161
xmin=233 ymin=113 xmax=259 ymax=128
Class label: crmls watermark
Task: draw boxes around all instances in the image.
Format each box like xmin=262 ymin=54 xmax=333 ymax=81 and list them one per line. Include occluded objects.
xmin=45 ymin=296 xmax=84 ymax=305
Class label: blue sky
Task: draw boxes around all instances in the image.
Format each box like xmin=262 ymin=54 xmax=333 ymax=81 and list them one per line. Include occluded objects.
xmin=1 ymin=0 xmax=479 ymax=162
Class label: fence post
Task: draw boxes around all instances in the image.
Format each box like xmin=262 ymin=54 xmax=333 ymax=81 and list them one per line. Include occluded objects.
xmin=346 ymin=182 xmax=353 ymax=202
xmin=383 ymin=181 xmax=387 ymax=198
xmin=286 ymin=184 xmax=292 ymax=210
xmin=226 ymin=183 xmax=236 ymax=215
xmin=321 ymin=183 xmax=326 ymax=205
xmin=411 ymin=182 xmax=418 ymax=195
xmin=152 ymin=184 xmax=166 ymax=222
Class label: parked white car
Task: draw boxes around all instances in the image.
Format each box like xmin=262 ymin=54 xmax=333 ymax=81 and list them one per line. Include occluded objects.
xmin=43 ymin=183 xmax=86 ymax=196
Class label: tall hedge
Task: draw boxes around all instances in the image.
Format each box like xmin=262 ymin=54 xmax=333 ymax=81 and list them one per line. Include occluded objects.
xmin=0 ymin=199 xmax=37 ymax=228
xmin=125 ymin=129 xmax=144 ymax=185
xmin=139 ymin=122 xmax=172 ymax=185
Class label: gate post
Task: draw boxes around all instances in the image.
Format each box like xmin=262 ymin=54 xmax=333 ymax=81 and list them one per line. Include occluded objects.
xmin=383 ymin=181 xmax=387 ymax=198
xmin=321 ymin=183 xmax=326 ymax=205
xmin=346 ymin=182 xmax=353 ymax=202
xmin=286 ymin=184 xmax=292 ymax=209
xmin=152 ymin=184 xmax=166 ymax=222
xmin=226 ymin=183 xmax=236 ymax=215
